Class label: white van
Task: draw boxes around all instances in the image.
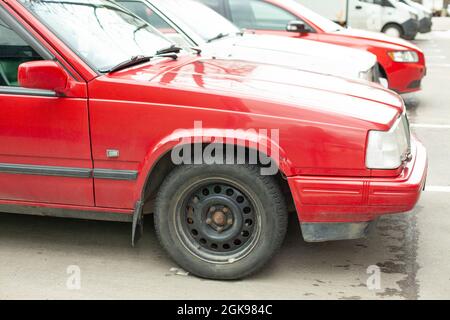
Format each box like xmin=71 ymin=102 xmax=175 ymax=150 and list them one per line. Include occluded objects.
xmin=298 ymin=0 xmax=420 ymax=39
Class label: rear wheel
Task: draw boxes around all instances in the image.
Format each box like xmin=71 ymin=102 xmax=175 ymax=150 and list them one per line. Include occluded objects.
xmin=154 ymin=164 xmax=288 ymax=280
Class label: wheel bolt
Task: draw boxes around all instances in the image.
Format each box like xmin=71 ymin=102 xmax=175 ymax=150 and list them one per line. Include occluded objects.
xmin=206 ymin=218 xmax=212 ymax=225
xmin=217 ymin=227 xmax=224 ymax=233
xmin=227 ymin=219 xmax=233 ymax=225
xmin=209 ymin=206 xmax=216 ymax=213
xmin=223 ymin=207 xmax=229 ymax=213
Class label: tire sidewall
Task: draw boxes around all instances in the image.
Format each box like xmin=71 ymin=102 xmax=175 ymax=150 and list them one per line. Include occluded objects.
xmin=155 ymin=165 xmax=287 ymax=280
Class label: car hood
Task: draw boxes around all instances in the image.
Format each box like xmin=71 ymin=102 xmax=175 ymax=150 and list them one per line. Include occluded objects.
xmin=334 ymin=28 xmax=422 ymax=52
xmin=109 ymin=57 xmax=403 ymax=128
xmin=202 ymin=34 xmax=377 ymax=80
xmin=408 ymin=2 xmax=432 ymax=15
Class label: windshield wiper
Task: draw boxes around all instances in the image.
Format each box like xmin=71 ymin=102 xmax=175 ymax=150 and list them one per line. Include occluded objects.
xmin=100 ymin=50 xmax=179 ymax=73
xmin=100 ymin=55 xmax=152 ymax=73
xmin=156 ymin=45 xmax=182 ymax=55
xmin=207 ymin=32 xmax=230 ymax=43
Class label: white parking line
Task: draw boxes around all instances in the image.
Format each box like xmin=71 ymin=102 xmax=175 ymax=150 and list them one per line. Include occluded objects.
xmin=426 ymin=55 xmax=447 ymax=60
xmin=428 ymin=64 xmax=450 ymax=68
xmin=411 ymin=123 xmax=450 ymax=129
xmin=426 ymin=186 xmax=450 ymax=193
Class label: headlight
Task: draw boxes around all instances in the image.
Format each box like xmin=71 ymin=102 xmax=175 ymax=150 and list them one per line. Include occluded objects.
xmin=388 ymin=51 xmax=419 ymax=63
xmin=410 ymin=12 xmax=418 ymax=20
xmin=366 ymin=115 xmax=411 ymax=169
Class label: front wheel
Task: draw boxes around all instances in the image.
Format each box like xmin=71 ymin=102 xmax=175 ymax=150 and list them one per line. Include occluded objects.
xmin=154 ymin=164 xmax=288 ymax=280
xmin=382 ymin=24 xmax=403 ymax=38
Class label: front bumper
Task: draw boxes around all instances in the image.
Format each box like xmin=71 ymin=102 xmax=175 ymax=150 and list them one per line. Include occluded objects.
xmin=288 ymin=138 xmax=427 ymax=240
xmin=386 ymin=59 xmax=426 ymax=94
xmin=401 ymin=18 xmax=420 ymax=39
xmin=419 ymin=17 xmax=432 ymax=33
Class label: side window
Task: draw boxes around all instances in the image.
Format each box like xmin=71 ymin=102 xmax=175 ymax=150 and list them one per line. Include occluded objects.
xmin=228 ymin=0 xmax=256 ymax=29
xmin=117 ymin=1 xmax=176 ymax=33
xmin=360 ymin=0 xmax=383 ymax=4
xmin=0 ymin=16 xmax=42 ymax=87
xmin=199 ymin=0 xmax=223 ymax=14
xmin=229 ymin=0 xmax=298 ymax=31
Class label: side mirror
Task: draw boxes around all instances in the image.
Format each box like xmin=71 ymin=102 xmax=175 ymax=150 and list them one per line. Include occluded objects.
xmin=286 ymin=20 xmax=308 ymax=33
xmin=18 ymin=61 xmax=68 ymax=94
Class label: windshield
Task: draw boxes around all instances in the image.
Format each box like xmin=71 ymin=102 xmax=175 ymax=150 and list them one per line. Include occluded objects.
xmin=400 ymin=0 xmax=414 ymax=6
xmin=18 ymin=0 xmax=174 ymax=72
xmin=292 ymin=0 xmax=343 ymax=32
xmin=400 ymin=0 xmax=428 ymax=11
xmin=151 ymin=0 xmax=241 ymax=42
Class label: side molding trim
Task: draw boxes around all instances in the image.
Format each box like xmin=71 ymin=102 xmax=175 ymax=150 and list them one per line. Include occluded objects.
xmin=93 ymin=169 xmax=139 ymax=181
xmin=0 ymin=163 xmax=91 ymax=178
xmin=0 ymin=87 xmax=57 ymax=97
xmin=0 ymin=163 xmax=138 ymax=181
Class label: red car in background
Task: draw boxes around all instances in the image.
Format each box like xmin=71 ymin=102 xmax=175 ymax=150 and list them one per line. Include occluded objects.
xmin=199 ymin=0 xmax=427 ymax=94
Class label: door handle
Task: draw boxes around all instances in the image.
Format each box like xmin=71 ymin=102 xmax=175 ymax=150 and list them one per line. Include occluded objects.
xmin=355 ymin=5 xmax=362 ymax=9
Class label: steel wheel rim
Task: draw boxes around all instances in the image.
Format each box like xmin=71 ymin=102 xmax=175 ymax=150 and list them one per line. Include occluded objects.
xmin=174 ymin=177 xmax=261 ymax=264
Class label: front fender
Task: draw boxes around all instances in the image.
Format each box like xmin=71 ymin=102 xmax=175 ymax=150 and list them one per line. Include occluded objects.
xmin=133 ymin=125 xmax=293 ymax=201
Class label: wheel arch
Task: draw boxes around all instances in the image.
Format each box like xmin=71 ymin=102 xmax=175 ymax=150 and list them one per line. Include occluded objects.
xmin=134 ymin=130 xmax=295 ymax=213
xmin=381 ymin=22 xmax=404 ymax=36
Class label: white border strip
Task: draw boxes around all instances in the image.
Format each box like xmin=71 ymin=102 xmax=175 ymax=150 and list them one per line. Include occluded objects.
xmin=428 ymin=64 xmax=450 ymax=68
xmin=426 ymin=55 xmax=447 ymax=59
xmin=411 ymin=123 xmax=450 ymax=129
xmin=426 ymin=186 xmax=450 ymax=193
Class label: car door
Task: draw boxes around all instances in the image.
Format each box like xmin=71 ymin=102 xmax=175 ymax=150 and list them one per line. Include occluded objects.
xmin=348 ymin=0 xmax=383 ymax=31
xmin=0 ymin=7 xmax=94 ymax=206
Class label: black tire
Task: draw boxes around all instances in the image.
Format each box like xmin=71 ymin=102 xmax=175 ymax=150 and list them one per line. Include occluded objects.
xmin=154 ymin=164 xmax=288 ymax=280
xmin=382 ymin=24 xmax=404 ymax=39
xmin=403 ymin=33 xmax=416 ymax=41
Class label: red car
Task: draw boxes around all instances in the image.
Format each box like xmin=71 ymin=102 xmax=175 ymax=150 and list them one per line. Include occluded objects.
xmin=198 ymin=0 xmax=427 ymax=94
xmin=0 ymin=0 xmax=426 ymax=280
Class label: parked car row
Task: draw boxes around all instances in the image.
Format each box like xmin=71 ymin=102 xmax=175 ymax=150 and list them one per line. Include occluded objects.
xmin=295 ymin=0 xmax=432 ymax=39
xmin=119 ymin=0 xmax=382 ymax=84
xmin=126 ymin=0 xmax=426 ymax=94
xmin=0 ymin=0 xmax=427 ymax=280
